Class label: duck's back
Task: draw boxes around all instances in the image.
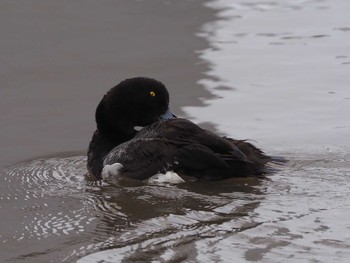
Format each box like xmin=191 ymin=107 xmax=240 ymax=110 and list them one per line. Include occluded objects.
xmin=103 ymin=118 xmax=272 ymax=181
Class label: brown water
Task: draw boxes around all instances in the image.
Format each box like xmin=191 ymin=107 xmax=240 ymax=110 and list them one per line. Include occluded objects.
xmin=1 ymin=0 xmax=350 ymax=262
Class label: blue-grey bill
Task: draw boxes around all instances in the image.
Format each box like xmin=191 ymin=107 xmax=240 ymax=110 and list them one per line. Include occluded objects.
xmin=160 ymin=108 xmax=177 ymax=120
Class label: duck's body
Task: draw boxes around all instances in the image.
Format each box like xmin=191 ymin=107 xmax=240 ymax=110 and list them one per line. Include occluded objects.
xmin=87 ymin=77 xmax=277 ymax=182
xmin=101 ymin=118 xmax=270 ymax=181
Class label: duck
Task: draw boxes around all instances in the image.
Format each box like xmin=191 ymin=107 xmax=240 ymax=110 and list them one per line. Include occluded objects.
xmin=87 ymin=77 xmax=278 ymax=182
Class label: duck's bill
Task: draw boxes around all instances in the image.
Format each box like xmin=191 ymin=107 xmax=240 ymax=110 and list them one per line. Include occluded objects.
xmin=160 ymin=108 xmax=177 ymax=120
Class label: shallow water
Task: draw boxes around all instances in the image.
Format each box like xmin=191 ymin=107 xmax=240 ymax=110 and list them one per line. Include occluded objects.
xmin=1 ymin=0 xmax=350 ymax=262
xmin=1 ymin=153 xmax=349 ymax=262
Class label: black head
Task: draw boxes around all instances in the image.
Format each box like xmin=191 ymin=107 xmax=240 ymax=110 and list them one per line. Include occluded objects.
xmin=95 ymin=77 xmax=172 ymax=137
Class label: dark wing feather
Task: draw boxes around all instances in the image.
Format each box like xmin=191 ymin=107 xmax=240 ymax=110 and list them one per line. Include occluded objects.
xmin=161 ymin=119 xmax=271 ymax=179
xmin=104 ymin=138 xmax=175 ymax=180
xmin=163 ymin=119 xmax=248 ymax=161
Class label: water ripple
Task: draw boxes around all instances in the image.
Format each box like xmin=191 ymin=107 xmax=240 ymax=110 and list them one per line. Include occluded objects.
xmin=1 ymin=155 xmax=264 ymax=262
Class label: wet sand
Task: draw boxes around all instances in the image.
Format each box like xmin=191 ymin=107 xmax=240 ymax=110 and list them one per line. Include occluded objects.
xmin=0 ymin=0 xmax=215 ymax=167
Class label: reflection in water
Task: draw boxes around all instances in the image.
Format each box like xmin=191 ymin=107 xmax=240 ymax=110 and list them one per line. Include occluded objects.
xmin=2 ymin=153 xmax=349 ymax=262
xmin=186 ymin=0 xmax=350 ymax=152
xmin=0 ymin=156 xmax=264 ymax=262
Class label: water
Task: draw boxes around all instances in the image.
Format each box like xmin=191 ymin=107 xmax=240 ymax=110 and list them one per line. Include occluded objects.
xmin=186 ymin=0 xmax=350 ymax=152
xmin=1 ymin=0 xmax=350 ymax=262
xmin=2 ymin=154 xmax=349 ymax=262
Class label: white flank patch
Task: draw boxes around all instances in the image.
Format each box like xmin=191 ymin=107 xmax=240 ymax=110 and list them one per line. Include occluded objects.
xmin=146 ymin=171 xmax=185 ymax=185
xmin=101 ymin=163 xmax=124 ymax=180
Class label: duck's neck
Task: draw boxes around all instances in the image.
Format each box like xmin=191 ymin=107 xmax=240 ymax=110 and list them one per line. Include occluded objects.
xmin=87 ymin=128 xmax=135 ymax=178
xmin=88 ymin=99 xmax=137 ymax=177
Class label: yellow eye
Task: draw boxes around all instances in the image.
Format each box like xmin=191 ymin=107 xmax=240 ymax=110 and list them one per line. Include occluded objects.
xmin=150 ymin=91 xmax=156 ymax=97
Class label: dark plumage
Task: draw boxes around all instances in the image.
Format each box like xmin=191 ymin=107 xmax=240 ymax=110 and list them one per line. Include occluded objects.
xmin=87 ymin=77 xmax=280 ymax=182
